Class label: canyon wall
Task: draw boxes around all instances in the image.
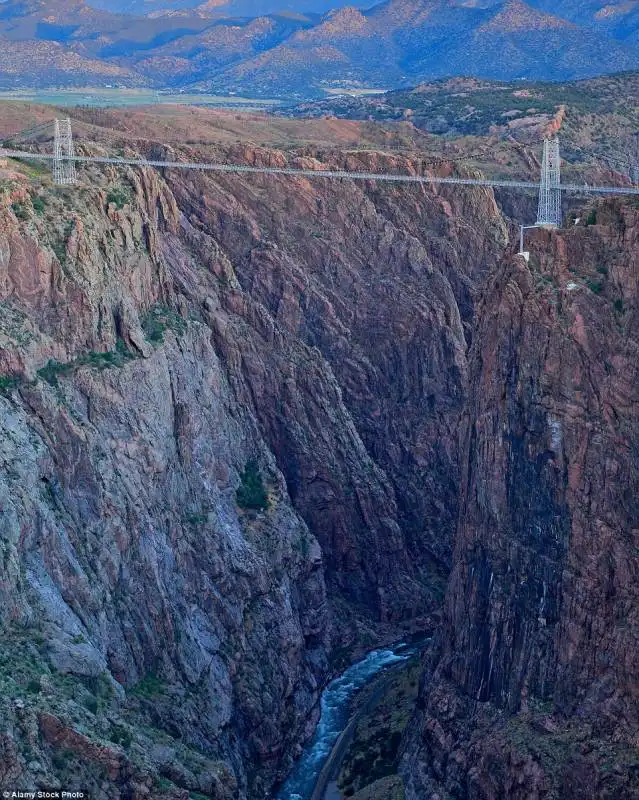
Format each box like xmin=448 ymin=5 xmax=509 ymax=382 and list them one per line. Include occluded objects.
xmin=402 ymin=201 xmax=639 ymax=798
xmin=161 ymin=145 xmax=508 ymax=620
xmin=0 ymin=162 xmax=331 ymax=798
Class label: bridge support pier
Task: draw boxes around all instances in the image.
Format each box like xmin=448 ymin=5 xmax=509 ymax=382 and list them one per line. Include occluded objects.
xmin=536 ymin=136 xmax=561 ymax=227
xmin=53 ymin=118 xmax=77 ymax=186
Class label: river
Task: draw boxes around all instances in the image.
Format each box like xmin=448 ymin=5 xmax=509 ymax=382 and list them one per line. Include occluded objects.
xmin=275 ymin=642 xmax=420 ymax=800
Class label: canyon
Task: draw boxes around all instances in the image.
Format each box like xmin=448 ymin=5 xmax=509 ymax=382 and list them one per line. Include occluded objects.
xmin=0 ymin=106 xmax=637 ymax=798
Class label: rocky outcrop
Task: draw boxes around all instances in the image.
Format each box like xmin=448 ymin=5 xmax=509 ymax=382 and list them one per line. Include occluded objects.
xmin=401 ymin=201 xmax=639 ymax=798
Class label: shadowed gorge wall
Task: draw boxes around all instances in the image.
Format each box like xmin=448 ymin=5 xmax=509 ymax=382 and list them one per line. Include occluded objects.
xmin=401 ymin=202 xmax=639 ymax=799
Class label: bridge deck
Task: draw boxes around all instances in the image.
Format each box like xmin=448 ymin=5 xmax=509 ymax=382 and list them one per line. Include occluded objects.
xmin=2 ymin=148 xmax=639 ymax=196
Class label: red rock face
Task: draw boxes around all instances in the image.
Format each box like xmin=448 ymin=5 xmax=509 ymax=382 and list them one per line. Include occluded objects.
xmin=0 ymin=161 xmax=331 ymax=798
xmin=402 ymin=202 xmax=639 ymax=799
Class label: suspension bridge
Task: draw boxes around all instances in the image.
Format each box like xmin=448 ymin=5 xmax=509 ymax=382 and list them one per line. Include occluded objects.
xmin=2 ymin=118 xmax=639 ymax=230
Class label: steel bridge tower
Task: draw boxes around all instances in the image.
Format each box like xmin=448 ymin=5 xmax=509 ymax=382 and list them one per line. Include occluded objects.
xmin=53 ymin=118 xmax=77 ymax=186
xmin=536 ymin=136 xmax=561 ymax=227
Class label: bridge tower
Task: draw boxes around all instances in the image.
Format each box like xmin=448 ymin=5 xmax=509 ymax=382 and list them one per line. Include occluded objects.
xmin=53 ymin=118 xmax=77 ymax=186
xmin=536 ymin=136 xmax=561 ymax=227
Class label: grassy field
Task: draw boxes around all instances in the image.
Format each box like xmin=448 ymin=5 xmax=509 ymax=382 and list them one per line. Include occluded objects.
xmin=0 ymin=100 xmax=429 ymax=154
xmin=0 ymin=88 xmax=282 ymax=109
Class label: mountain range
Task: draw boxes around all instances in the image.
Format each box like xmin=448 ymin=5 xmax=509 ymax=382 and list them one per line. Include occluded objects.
xmin=0 ymin=0 xmax=638 ymax=97
xmin=87 ymin=0 xmax=361 ymax=14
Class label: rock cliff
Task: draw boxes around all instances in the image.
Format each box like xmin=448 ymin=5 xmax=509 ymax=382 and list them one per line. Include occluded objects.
xmin=161 ymin=145 xmax=508 ymax=621
xmin=0 ymin=160 xmax=331 ymax=798
xmin=401 ymin=201 xmax=639 ymax=798
xmin=0 ymin=137 xmax=506 ymax=797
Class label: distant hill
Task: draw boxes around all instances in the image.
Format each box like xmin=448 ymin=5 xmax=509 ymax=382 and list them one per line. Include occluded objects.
xmin=84 ymin=0 xmax=362 ymax=14
xmin=531 ymin=0 xmax=639 ymax=41
xmin=290 ymin=71 xmax=639 ymax=157
xmin=0 ymin=0 xmax=637 ymax=97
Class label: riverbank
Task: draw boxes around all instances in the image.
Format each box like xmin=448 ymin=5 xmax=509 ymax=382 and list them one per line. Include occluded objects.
xmin=274 ymin=637 xmax=428 ymax=800
xmin=313 ymin=656 xmax=421 ymax=800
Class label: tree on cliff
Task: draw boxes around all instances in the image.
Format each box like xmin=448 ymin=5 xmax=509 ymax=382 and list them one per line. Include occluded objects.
xmin=236 ymin=459 xmax=270 ymax=511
